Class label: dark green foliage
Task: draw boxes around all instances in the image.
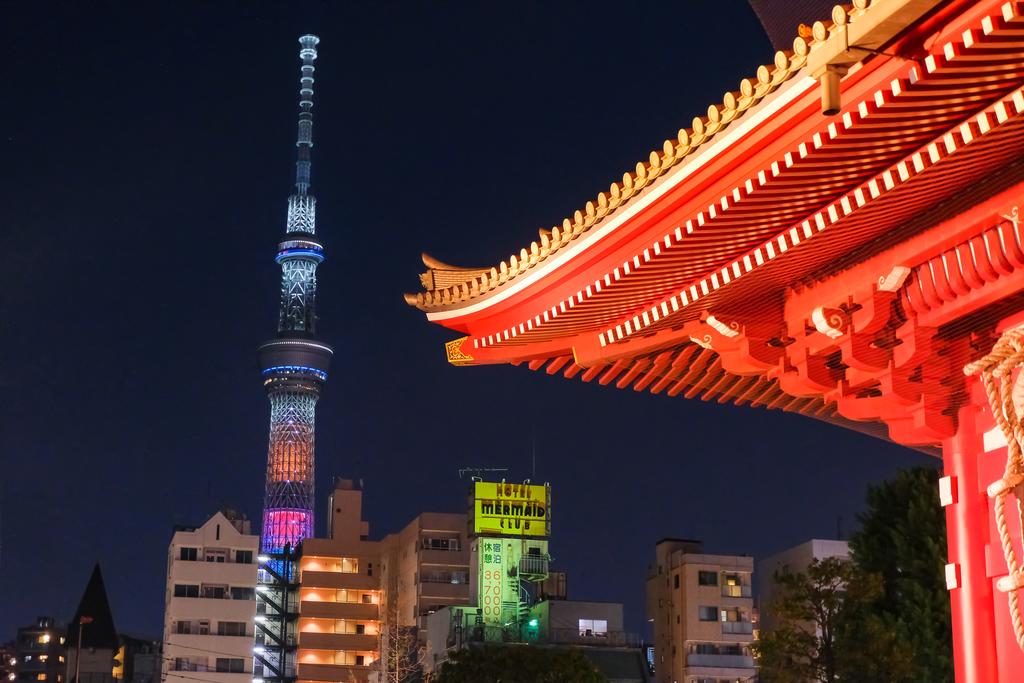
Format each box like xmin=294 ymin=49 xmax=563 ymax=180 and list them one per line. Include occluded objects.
xmin=849 ymin=466 xmax=953 ymax=683
xmin=758 ymin=466 xmax=953 ymax=683
xmin=434 ymin=645 xmax=607 ymax=683
xmin=755 ymin=557 xmax=913 ymax=683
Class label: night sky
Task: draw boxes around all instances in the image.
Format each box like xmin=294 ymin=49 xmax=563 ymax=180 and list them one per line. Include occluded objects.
xmin=1 ymin=2 xmax=934 ymax=640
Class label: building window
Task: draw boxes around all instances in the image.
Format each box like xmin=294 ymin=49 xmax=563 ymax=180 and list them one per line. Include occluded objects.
xmin=179 ymin=547 xmax=198 ymax=561
xmin=173 ymin=584 xmax=200 ymax=598
xmin=217 ymin=622 xmax=247 ymax=637
xmin=355 ymin=624 xmax=365 ymax=635
xmin=175 ymin=621 xmax=191 ymax=635
xmin=235 ymin=550 xmax=253 ymax=565
xmin=698 ymin=571 xmax=718 ymax=586
xmin=673 ymin=574 xmax=679 ymax=589
xmin=36 ymin=675 xmax=46 ymax=681
xmin=205 ymin=551 xmax=226 ymax=563
xmin=214 ymin=659 xmax=244 ymax=673
xmin=200 ymin=585 xmax=226 ymax=599
xmin=230 ymin=587 xmax=255 ymax=601
xmin=698 ymin=606 xmax=718 ymax=621
xmin=58 ymin=657 xmax=64 ymax=664
xmin=58 ymin=637 xmax=65 ymax=646
xmin=355 ymin=656 xmax=365 ymax=666
xmin=36 ymin=635 xmax=50 ymax=645
xmin=578 ymin=619 xmax=608 ymax=637
xmin=362 ymin=594 xmax=373 ymax=604
xmin=422 ymin=537 xmax=460 ymax=551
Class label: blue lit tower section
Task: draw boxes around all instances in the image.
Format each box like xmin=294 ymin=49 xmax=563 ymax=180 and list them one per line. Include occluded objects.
xmin=258 ymin=34 xmax=332 ymax=554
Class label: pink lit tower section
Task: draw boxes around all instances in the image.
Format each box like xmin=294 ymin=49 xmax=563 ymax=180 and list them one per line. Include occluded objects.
xmin=257 ymin=34 xmax=332 ymax=554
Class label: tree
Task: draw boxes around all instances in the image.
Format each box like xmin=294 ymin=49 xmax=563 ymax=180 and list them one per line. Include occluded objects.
xmin=849 ymin=466 xmax=952 ymax=683
xmin=755 ymin=557 xmax=914 ymax=683
xmin=434 ymin=645 xmax=606 ymax=683
xmin=374 ymin=598 xmax=429 ymax=683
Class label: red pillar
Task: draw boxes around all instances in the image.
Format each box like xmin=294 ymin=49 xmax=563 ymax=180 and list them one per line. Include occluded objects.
xmin=943 ymin=374 xmax=1024 ymax=682
xmin=943 ymin=386 xmax=999 ymax=682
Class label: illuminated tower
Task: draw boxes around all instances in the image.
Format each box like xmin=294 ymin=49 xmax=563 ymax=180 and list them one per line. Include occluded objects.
xmin=258 ymin=34 xmax=332 ymax=554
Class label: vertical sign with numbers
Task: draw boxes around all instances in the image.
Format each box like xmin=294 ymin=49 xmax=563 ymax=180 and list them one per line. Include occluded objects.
xmin=479 ymin=538 xmax=505 ymax=626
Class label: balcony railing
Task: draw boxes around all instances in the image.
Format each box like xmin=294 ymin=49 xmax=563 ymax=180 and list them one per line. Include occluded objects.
xmin=721 ymin=584 xmax=752 ymax=598
xmin=455 ymin=626 xmax=639 ymax=648
xmin=547 ymin=629 xmax=641 ymax=648
xmin=687 ymin=653 xmax=755 ymax=668
xmin=518 ymin=555 xmax=549 ymax=579
xmin=721 ymin=621 xmax=754 ymax=635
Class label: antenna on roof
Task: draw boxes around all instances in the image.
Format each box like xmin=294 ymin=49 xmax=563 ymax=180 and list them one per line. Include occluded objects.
xmin=531 ymin=423 xmax=537 ymax=481
xmin=458 ymin=467 xmax=509 ymax=480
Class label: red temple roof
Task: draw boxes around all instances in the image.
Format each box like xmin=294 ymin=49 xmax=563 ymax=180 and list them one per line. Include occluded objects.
xmin=406 ymin=0 xmax=1024 ymax=449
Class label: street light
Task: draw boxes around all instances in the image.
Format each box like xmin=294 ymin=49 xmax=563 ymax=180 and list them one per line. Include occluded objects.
xmin=74 ymin=616 xmax=93 ymax=683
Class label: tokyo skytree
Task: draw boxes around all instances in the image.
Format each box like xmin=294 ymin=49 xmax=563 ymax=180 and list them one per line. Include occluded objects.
xmin=258 ymin=34 xmax=332 ymax=554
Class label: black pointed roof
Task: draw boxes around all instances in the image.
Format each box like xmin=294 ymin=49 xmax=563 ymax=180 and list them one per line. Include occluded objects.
xmin=68 ymin=564 xmax=119 ymax=650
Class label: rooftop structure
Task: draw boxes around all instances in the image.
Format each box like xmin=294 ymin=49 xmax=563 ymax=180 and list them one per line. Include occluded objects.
xmin=67 ymin=566 xmax=119 ymax=683
xmin=259 ymin=34 xmax=332 ymax=555
xmin=401 ymin=1 xmax=1024 ymax=680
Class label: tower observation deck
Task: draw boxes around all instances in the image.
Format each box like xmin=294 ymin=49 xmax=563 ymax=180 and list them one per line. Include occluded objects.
xmin=258 ymin=34 xmax=332 ymax=554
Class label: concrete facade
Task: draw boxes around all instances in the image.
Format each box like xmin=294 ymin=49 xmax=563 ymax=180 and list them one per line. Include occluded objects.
xmin=162 ymin=512 xmax=259 ymax=683
xmin=646 ymin=539 xmax=756 ymax=683
xmin=379 ymin=512 xmax=472 ymax=636
xmin=757 ymin=539 xmax=851 ymax=634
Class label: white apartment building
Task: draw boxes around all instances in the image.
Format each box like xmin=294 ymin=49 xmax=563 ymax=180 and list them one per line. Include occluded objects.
xmin=758 ymin=538 xmax=850 ymax=634
xmin=163 ymin=511 xmax=260 ymax=683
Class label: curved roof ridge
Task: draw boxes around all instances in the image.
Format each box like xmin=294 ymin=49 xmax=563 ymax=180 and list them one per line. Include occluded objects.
xmin=404 ymin=1 xmax=878 ymax=311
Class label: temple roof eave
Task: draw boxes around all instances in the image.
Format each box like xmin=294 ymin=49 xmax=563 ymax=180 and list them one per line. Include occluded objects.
xmin=404 ymin=0 xmax=952 ymax=316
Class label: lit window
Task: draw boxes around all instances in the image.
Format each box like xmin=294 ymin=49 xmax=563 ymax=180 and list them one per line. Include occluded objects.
xmin=58 ymin=637 xmax=66 ymax=645
xmin=38 ymin=656 xmax=48 ymax=663
xmin=37 ymin=675 xmax=47 ymax=681
xmin=59 ymin=657 xmax=65 ymax=664
xmin=37 ymin=634 xmax=51 ymax=644
xmin=578 ymin=619 xmax=608 ymax=637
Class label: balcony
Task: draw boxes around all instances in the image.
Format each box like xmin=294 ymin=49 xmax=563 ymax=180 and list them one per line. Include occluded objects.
xmin=419 ymin=548 xmax=469 ymax=566
xmin=299 ymin=632 xmax=378 ymax=652
xmin=169 ymin=597 xmax=257 ymax=622
xmin=518 ymin=555 xmax=549 ymax=580
xmin=297 ymin=663 xmax=370 ymax=682
xmin=721 ymin=621 xmax=754 ymax=635
xmin=418 ymin=581 xmax=469 ymax=601
xmin=687 ymin=653 xmax=755 ymax=668
xmin=300 ymin=570 xmax=378 ymax=591
xmin=299 ymin=600 xmax=378 ymax=621
xmin=172 ymin=561 xmax=258 ymax=586
xmin=721 ymin=584 xmax=752 ymax=598
xmin=546 ymin=629 xmax=641 ymax=648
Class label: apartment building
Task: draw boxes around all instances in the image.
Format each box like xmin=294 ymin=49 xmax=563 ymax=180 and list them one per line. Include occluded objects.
xmin=379 ymin=512 xmax=472 ymax=635
xmin=758 ymin=539 xmax=850 ymax=634
xmin=14 ymin=617 xmax=66 ymax=683
xmin=295 ymin=480 xmax=381 ymax=683
xmin=646 ymin=539 xmax=757 ymax=683
xmin=162 ymin=511 xmax=259 ymax=683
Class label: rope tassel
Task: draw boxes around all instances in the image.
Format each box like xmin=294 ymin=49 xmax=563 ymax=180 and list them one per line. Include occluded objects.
xmin=964 ymin=329 xmax=1024 ymax=652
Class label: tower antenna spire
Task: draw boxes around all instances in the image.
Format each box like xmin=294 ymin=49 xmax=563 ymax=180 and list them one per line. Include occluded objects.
xmin=257 ymin=35 xmax=333 ymax=555
xmin=294 ymin=34 xmax=319 ymax=195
